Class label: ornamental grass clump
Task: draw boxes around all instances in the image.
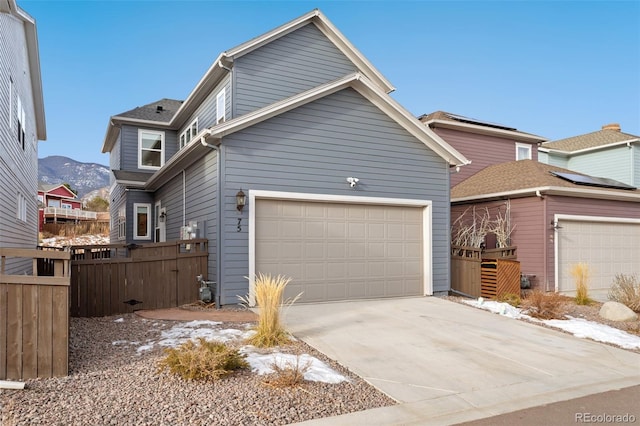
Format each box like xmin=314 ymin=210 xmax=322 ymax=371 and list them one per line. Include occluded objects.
xmin=570 ymin=262 xmax=593 ymax=305
xmin=522 ymin=290 xmax=567 ymax=320
xmin=263 ymin=356 xmax=311 ymax=388
xmin=608 ymin=274 xmax=640 ymax=312
xmin=240 ymin=273 xmax=300 ymax=348
xmin=157 ymin=338 xmax=248 ymax=381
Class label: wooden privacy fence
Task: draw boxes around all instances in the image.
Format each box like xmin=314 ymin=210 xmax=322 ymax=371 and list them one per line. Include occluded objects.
xmin=0 ymin=248 xmax=71 ymax=380
xmin=451 ymin=245 xmax=520 ymax=298
xmin=70 ymin=239 xmax=208 ymax=317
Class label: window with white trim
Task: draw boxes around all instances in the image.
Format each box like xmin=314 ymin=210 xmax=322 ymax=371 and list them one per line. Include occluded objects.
xmin=117 ymin=206 xmax=126 ymax=240
xmin=138 ymin=129 xmax=165 ymax=169
xmin=17 ymin=95 xmax=26 ymax=149
xmin=16 ymin=193 xmax=27 ymax=222
xmin=9 ymin=77 xmax=13 ymax=130
xmin=134 ymin=203 xmax=151 ymax=240
xmin=179 ymin=118 xmax=198 ymax=149
xmin=216 ymin=88 xmax=226 ymax=124
xmin=516 ymin=143 xmax=532 ymax=160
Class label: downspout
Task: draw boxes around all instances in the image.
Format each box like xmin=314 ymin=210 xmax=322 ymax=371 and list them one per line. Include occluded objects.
xmin=182 ymin=170 xmax=186 ymax=226
xmin=201 ymin=135 xmax=223 ymax=309
xmin=542 ymin=193 xmax=548 ymax=292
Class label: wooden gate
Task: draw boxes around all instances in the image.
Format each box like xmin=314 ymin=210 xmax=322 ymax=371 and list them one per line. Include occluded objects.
xmin=69 ymin=240 xmax=208 ymax=317
xmin=1 ymin=248 xmax=70 ymax=380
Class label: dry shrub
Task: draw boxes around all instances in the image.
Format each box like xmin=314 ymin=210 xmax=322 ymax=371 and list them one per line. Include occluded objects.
xmin=497 ymin=292 xmax=522 ymax=307
xmin=608 ymin=274 xmax=640 ymax=312
xmin=240 ymin=273 xmax=301 ymax=348
xmin=157 ymin=338 xmax=248 ymax=381
xmin=523 ymin=290 xmax=567 ymax=320
xmin=263 ymin=356 xmax=311 ymax=388
xmin=570 ymin=262 xmax=592 ymax=305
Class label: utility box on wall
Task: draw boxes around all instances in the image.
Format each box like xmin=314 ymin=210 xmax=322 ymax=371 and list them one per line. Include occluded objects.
xmin=181 ymin=220 xmax=206 ymax=240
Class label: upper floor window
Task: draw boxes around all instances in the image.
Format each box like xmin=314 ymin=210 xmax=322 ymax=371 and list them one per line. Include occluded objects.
xmin=216 ymin=88 xmax=226 ymax=124
xmin=516 ymin=143 xmax=532 ymax=160
xmin=179 ymin=118 xmax=198 ymax=149
xmin=138 ymin=129 xmax=165 ymax=169
xmin=17 ymin=95 xmax=26 ymax=149
xmin=134 ymin=203 xmax=151 ymax=240
xmin=16 ymin=193 xmax=27 ymax=222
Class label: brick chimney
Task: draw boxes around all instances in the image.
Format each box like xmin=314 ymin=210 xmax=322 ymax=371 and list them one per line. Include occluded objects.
xmin=602 ymin=123 xmax=621 ymax=131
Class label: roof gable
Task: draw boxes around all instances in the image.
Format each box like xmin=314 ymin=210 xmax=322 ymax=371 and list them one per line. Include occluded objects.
xmin=37 ymin=183 xmax=77 ymax=199
xmin=146 ymin=73 xmax=470 ymax=189
xmin=541 ymin=129 xmax=640 ymax=153
xmin=224 ymin=9 xmax=394 ymax=93
xmin=419 ymin=110 xmax=546 ymax=143
xmin=451 ymin=160 xmax=640 ymax=202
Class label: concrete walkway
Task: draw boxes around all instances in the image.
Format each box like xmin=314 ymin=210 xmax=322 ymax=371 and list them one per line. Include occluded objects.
xmin=284 ymin=297 xmax=640 ymax=425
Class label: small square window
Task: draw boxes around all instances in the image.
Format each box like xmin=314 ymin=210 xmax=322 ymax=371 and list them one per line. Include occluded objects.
xmin=516 ymin=143 xmax=532 ymax=160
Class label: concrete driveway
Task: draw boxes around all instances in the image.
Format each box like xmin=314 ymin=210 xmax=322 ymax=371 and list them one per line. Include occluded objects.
xmin=284 ymin=297 xmax=640 ymax=425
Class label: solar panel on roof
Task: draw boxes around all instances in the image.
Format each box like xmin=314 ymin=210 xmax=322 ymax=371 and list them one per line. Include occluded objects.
xmin=550 ymin=171 xmax=637 ymax=190
xmin=445 ymin=113 xmax=517 ymax=131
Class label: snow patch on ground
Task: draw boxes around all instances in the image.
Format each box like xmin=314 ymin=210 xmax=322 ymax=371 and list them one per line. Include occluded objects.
xmin=114 ymin=319 xmax=346 ymax=383
xmin=40 ymin=234 xmax=110 ymax=247
xmin=464 ymin=298 xmax=640 ymax=350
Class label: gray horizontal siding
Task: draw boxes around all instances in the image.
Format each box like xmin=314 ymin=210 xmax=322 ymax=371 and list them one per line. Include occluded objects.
xmin=219 ymin=88 xmax=451 ymax=304
xmin=0 ymin=11 xmax=39 ymax=272
xmin=233 ymin=23 xmax=356 ymax=117
xmin=108 ymin=184 xmax=127 ymax=242
xmin=120 ymin=125 xmax=178 ymax=171
xmin=154 ymin=150 xmax=218 ymax=286
xmin=177 ymin=75 xmax=231 ymax=141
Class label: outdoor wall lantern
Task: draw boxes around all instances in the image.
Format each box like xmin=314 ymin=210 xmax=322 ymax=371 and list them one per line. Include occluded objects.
xmin=159 ymin=211 xmax=166 ymax=222
xmin=236 ymin=189 xmax=246 ymax=212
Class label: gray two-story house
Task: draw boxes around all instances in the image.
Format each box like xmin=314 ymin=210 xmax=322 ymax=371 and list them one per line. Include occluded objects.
xmin=0 ymin=0 xmax=46 ymax=273
xmin=101 ymin=9 xmax=469 ymax=306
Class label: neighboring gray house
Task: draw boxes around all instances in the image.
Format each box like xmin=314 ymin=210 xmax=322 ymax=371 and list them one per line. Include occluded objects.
xmin=0 ymin=0 xmax=46 ymax=273
xmin=101 ymin=9 xmax=469 ymax=305
xmin=539 ymin=123 xmax=640 ymax=187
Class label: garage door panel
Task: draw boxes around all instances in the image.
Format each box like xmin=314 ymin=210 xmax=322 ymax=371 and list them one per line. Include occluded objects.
xmin=558 ymin=220 xmax=640 ymax=293
xmin=256 ymin=199 xmax=425 ymax=303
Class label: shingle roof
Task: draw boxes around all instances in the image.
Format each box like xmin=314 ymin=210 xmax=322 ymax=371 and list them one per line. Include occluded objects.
xmin=115 ymin=98 xmax=183 ymax=123
xmin=451 ymin=160 xmax=637 ymax=199
xmin=541 ymin=129 xmax=639 ymax=152
xmin=418 ymin=110 xmax=517 ymax=131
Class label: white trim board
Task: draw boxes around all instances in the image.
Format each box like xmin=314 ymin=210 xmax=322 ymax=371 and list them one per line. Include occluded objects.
xmin=248 ymin=190 xmax=433 ymax=305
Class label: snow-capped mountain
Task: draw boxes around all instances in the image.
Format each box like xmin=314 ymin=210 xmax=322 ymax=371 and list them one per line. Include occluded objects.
xmin=39 ymin=156 xmax=110 ymax=198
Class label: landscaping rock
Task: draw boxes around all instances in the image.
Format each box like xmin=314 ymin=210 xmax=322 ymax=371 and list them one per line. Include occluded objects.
xmin=599 ymin=301 xmax=638 ymax=322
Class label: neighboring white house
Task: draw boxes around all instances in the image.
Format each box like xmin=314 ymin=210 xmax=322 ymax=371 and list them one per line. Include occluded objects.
xmin=0 ymin=0 xmax=46 ymax=273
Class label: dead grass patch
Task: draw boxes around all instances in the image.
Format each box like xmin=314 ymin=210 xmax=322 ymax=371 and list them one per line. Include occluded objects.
xmin=262 ymin=356 xmax=311 ymax=388
xmin=609 ymin=274 xmax=640 ymax=312
xmin=157 ymin=338 xmax=248 ymax=381
xmin=522 ymin=290 xmax=568 ymax=320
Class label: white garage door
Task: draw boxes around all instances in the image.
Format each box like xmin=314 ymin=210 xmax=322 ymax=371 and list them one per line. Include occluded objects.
xmin=557 ymin=218 xmax=640 ymax=293
xmin=255 ymin=199 xmax=425 ymax=303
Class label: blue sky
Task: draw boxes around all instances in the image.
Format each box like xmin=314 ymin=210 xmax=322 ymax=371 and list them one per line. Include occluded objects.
xmin=24 ymin=0 xmax=640 ymax=166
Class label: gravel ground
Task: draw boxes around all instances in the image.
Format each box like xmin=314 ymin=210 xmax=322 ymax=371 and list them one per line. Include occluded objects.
xmin=0 ymin=315 xmax=395 ymax=425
